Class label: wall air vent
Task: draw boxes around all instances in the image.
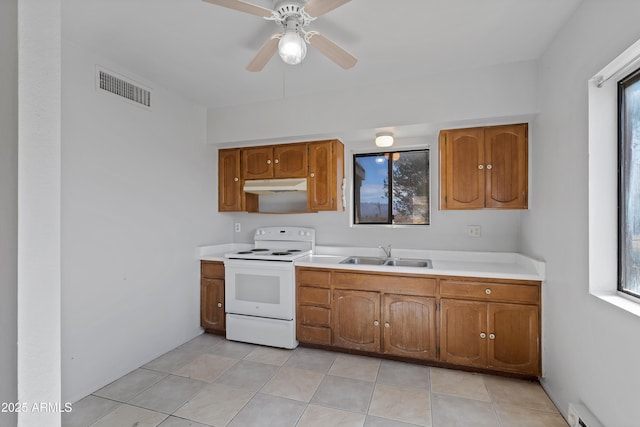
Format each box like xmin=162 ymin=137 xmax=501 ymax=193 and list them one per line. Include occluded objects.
xmin=96 ymin=66 xmax=151 ymax=109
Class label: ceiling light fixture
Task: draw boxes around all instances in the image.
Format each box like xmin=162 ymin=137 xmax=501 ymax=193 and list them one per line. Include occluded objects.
xmin=375 ymin=132 xmax=394 ymax=147
xmin=278 ymin=19 xmax=307 ymax=65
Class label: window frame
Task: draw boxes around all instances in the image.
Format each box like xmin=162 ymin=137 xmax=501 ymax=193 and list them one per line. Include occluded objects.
xmin=351 ymin=148 xmax=430 ymax=226
xmin=618 ymin=67 xmax=640 ymax=299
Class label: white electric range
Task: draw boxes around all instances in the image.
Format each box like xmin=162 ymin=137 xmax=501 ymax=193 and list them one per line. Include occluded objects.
xmin=223 ymin=226 xmax=315 ymax=349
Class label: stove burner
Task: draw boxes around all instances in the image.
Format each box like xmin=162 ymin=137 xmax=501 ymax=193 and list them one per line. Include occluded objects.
xmin=250 ymin=248 xmax=269 ymax=252
xmin=286 ymin=249 xmax=301 ymax=252
xmin=236 ymin=251 xmax=254 ymax=254
xmin=271 ymin=252 xmax=292 ymax=256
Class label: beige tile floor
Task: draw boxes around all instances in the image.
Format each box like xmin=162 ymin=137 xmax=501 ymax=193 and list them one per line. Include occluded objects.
xmin=63 ymin=333 xmax=568 ymax=427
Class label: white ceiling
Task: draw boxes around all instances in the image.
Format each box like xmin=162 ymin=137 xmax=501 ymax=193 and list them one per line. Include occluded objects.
xmin=62 ymin=0 xmax=581 ymax=110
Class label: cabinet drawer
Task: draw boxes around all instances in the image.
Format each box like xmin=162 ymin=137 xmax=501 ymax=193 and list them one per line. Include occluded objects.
xmin=299 ymin=286 xmax=331 ymax=307
xmin=297 ymin=268 xmax=331 ymax=287
xmin=201 ymin=261 xmax=224 ymax=279
xmin=300 ymin=306 xmax=331 ymax=326
xmin=298 ymin=325 xmax=332 ymax=345
xmin=440 ymin=280 xmax=539 ymax=304
xmin=334 ymin=272 xmax=436 ymax=296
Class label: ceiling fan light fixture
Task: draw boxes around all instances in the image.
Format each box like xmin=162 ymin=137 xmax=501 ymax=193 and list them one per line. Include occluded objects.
xmin=375 ymin=132 xmax=394 ymax=147
xmin=278 ymin=30 xmax=307 ymax=65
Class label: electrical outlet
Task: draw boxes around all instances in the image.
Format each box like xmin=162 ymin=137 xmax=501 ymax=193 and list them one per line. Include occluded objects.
xmin=234 ymin=223 xmax=241 ymax=233
xmin=467 ymin=225 xmax=481 ymax=238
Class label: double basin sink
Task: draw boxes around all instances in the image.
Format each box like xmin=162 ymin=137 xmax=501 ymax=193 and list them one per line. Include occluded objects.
xmin=340 ymin=256 xmax=432 ymax=268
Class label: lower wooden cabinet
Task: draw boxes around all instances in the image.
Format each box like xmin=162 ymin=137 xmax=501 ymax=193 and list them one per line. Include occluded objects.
xmin=296 ymin=267 xmax=438 ymax=362
xmin=440 ymin=300 xmax=539 ymax=375
xmin=296 ymin=266 xmax=541 ymax=377
xmin=333 ymin=289 xmax=380 ymax=352
xmin=201 ymin=261 xmax=225 ymax=334
xmin=383 ymin=294 xmax=437 ymax=360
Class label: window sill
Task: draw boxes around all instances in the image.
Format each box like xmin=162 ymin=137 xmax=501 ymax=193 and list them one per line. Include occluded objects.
xmin=591 ymin=290 xmax=640 ymax=318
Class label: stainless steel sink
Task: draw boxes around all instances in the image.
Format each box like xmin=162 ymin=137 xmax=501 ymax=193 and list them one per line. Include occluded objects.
xmin=340 ymin=256 xmax=432 ymax=268
xmin=340 ymin=256 xmax=386 ymax=265
xmin=384 ymin=258 xmax=432 ymax=268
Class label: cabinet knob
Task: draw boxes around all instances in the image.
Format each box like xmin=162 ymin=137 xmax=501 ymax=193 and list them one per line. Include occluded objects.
xmin=373 ymin=320 xmax=379 ymax=326
xmin=217 ymin=302 xmax=222 ymax=308
xmin=274 ymin=159 xmax=279 ymax=164
xmin=310 ymin=172 xmax=315 ymax=178
xmin=384 ymin=322 xmax=390 ymax=328
xmin=485 ymin=288 xmax=492 ymax=295
xmin=267 ymin=159 xmax=272 ymax=165
xmin=478 ymin=164 xmax=484 ymax=170
xmin=486 ymin=164 xmax=493 ymax=170
xmin=489 ymin=333 xmax=496 ymax=340
xmin=234 ymin=177 xmax=239 ymax=182
xmin=480 ymin=332 xmax=486 ymax=339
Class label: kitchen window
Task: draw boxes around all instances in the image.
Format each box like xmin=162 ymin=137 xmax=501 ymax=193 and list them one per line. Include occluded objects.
xmin=353 ymin=149 xmax=429 ymax=225
xmin=618 ymin=68 xmax=640 ymax=299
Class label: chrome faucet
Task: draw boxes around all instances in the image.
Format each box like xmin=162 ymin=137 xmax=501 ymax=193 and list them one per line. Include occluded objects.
xmin=379 ymin=244 xmax=392 ymax=258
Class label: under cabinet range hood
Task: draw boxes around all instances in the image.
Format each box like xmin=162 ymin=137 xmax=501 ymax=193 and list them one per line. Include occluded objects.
xmin=243 ymin=178 xmax=307 ymax=195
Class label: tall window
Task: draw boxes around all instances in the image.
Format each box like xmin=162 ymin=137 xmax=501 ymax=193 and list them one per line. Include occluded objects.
xmin=619 ymin=68 xmax=640 ymax=298
xmin=353 ymin=149 xmax=429 ymax=225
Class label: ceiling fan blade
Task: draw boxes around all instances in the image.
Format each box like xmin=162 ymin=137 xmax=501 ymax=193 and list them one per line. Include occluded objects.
xmin=304 ymin=0 xmax=351 ymax=17
xmin=307 ymin=32 xmax=357 ymax=69
xmin=246 ymin=35 xmax=281 ymax=72
xmin=202 ymin=0 xmax=273 ymax=18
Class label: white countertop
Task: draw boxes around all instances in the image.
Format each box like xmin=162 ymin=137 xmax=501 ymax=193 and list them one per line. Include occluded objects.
xmin=197 ymin=244 xmax=545 ymax=282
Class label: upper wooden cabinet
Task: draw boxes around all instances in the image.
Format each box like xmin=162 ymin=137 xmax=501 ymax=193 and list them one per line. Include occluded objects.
xmin=242 ymin=144 xmax=308 ymax=179
xmin=308 ymin=140 xmax=344 ymax=211
xmin=218 ymin=148 xmax=243 ymax=212
xmin=217 ymin=140 xmax=344 ymax=213
xmin=440 ymin=123 xmax=528 ymax=209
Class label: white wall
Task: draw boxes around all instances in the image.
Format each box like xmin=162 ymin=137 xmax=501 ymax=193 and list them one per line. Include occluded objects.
xmin=61 ymin=40 xmax=230 ymax=402
xmin=521 ymin=1 xmax=640 ymax=425
xmin=210 ymin=61 xmax=539 ymax=252
xmin=0 ymin=0 xmax=18 ymax=425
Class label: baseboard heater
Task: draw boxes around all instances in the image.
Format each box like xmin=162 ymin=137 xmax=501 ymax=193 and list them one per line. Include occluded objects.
xmin=568 ymin=403 xmax=603 ymax=427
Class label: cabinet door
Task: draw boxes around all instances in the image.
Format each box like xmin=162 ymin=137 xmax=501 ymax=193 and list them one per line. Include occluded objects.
xmin=201 ymin=278 xmax=225 ymax=333
xmin=242 ymin=146 xmax=273 ymax=179
xmin=308 ymin=140 xmax=344 ymax=211
xmin=440 ymin=299 xmax=487 ymax=368
xmin=440 ymin=128 xmax=485 ymax=209
xmin=332 ymin=289 xmax=380 ymax=352
xmin=484 ymin=124 xmax=528 ymax=209
xmin=383 ymin=294 xmax=437 ymax=360
xmin=274 ymin=144 xmax=307 ymax=178
xmin=488 ymin=303 xmax=539 ymax=375
xmin=218 ymin=148 xmax=243 ymax=211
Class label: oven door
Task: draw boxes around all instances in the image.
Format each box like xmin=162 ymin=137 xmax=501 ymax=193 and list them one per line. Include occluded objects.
xmin=224 ymin=259 xmax=295 ymax=320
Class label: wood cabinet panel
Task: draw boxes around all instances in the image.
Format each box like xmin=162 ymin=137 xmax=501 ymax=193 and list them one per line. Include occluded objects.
xmin=333 ymin=271 xmax=436 ymax=295
xmin=201 ymin=277 xmax=225 ymax=333
xmin=274 ymin=144 xmax=307 ymax=177
xmin=242 ymin=146 xmax=273 ymax=179
xmin=440 ymin=280 xmax=539 ymax=304
xmin=299 ymin=286 xmax=331 ymax=307
xmin=441 ymin=128 xmax=485 ymax=209
xmin=488 ymin=303 xmax=539 ymax=375
xmin=218 ymin=148 xmax=243 ymax=212
xmin=201 ymin=261 xmax=225 ymax=279
xmin=298 ymin=325 xmax=332 ymax=345
xmin=383 ymin=294 xmax=437 ymax=360
xmin=440 ymin=299 xmax=487 ymax=368
xmin=440 ymin=123 xmax=528 ymax=210
xmin=308 ymin=140 xmax=344 ymax=211
xmin=300 ymin=306 xmax=331 ymax=326
xmin=484 ymin=125 xmax=528 ymax=208
xmin=332 ymin=289 xmax=380 ymax=352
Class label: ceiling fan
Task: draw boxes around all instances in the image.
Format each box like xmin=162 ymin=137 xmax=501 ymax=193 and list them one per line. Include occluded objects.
xmin=202 ymin=0 xmax=357 ymax=71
